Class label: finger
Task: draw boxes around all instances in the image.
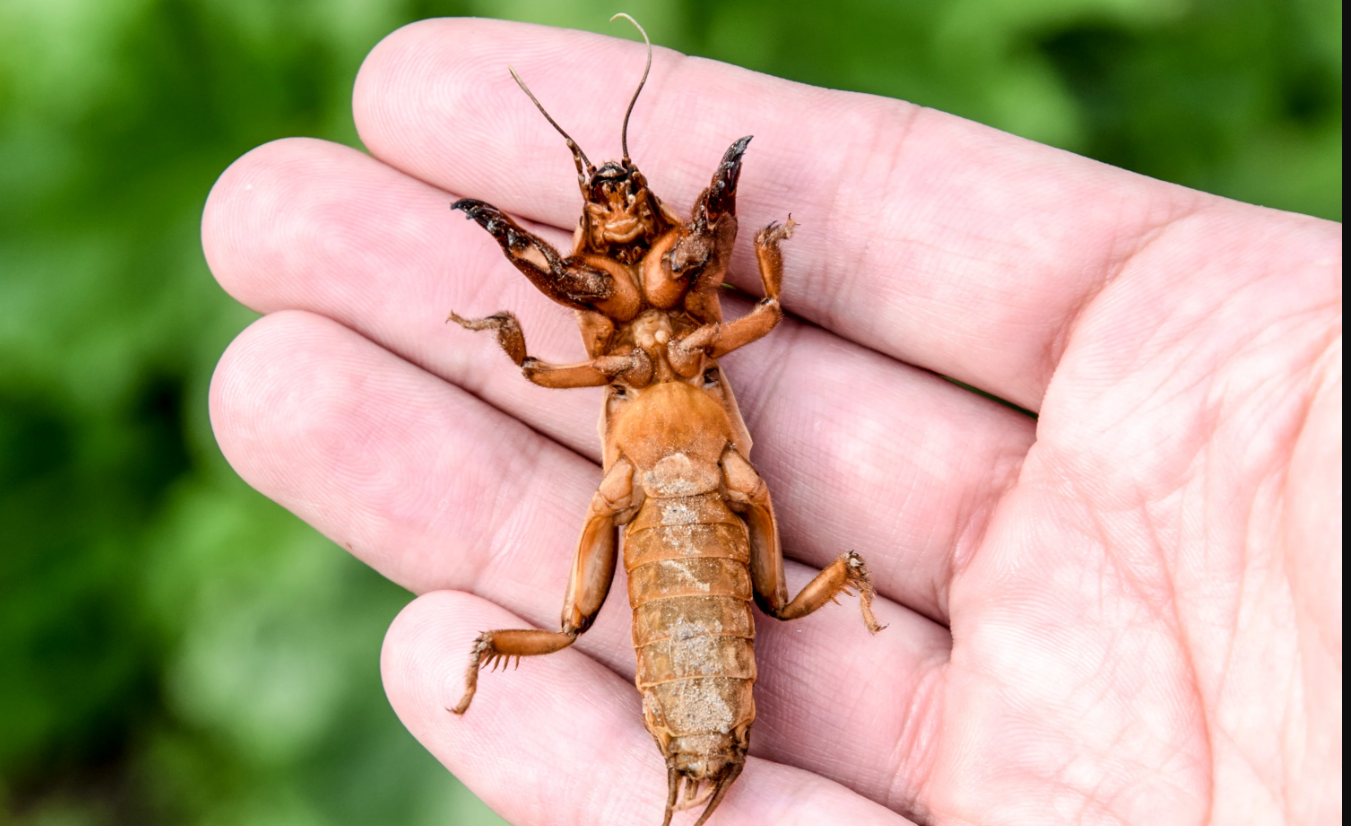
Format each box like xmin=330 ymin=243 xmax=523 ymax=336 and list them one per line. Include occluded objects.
xmin=209 ymin=309 xmax=592 ymax=594
xmin=210 ymin=310 xmax=948 ymax=810
xmin=353 ymin=17 xmax=1214 ymax=410
xmin=203 ymin=137 xmax=1036 ymax=622
xmin=384 ymin=590 xmax=923 ymax=826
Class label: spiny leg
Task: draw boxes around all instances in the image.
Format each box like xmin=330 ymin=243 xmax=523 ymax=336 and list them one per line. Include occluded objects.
xmin=709 ymin=217 xmax=794 ymax=358
xmin=753 ymin=218 xmax=794 ymax=303
xmin=452 ymin=198 xmax=638 ymax=318
xmin=448 ymin=311 xmax=652 ymax=388
xmin=523 ymin=351 xmax=652 ymax=389
xmin=772 ymin=551 xmax=885 ymax=633
xmin=722 ymin=446 xmax=885 ymax=634
xmin=449 ymin=628 xmax=578 ymax=715
xmin=449 ymin=459 xmax=635 ymax=715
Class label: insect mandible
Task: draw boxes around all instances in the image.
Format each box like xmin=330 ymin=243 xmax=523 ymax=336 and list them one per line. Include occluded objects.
xmin=446 ymin=16 xmax=884 ymax=826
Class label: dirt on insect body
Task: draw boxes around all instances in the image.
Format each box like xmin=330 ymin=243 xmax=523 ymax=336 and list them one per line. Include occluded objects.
xmin=445 ymin=15 xmax=884 ymax=826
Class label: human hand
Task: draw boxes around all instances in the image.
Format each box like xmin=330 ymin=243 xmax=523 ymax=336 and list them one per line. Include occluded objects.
xmin=203 ymin=19 xmax=1341 ymax=825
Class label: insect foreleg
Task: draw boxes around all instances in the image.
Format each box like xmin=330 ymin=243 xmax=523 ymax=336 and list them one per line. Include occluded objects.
xmin=452 ymin=198 xmax=639 ymax=317
xmin=701 ymin=135 xmax=752 ymax=221
xmin=721 ymin=447 xmax=885 ymax=634
xmin=663 ymin=136 xmax=753 ymax=325
xmin=450 ymin=458 xmax=635 ymax=715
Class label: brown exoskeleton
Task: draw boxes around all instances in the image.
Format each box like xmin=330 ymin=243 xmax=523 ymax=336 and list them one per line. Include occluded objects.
xmin=447 ymin=16 xmax=883 ymax=826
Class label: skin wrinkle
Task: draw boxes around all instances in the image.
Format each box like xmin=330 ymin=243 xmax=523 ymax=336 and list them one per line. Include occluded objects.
xmin=1185 ymin=317 xmax=1332 ymax=808
xmin=1283 ymin=340 xmax=1342 ymax=672
xmin=1112 ymin=495 xmax=1185 ymax=617
xmin=1149 ymin=736 xmax=1212 ymax=809
xmin=1240 ymin=481 xmax=1298 ymax=813
xmin=732 ymin=315 xmax=800 ymax=441
xmin=473 ymin=429 xmax=558 ymax=596
xmin=1036 ymin=478 xmax=1210 ymax=819
xmin=817 ymin=97 xmax=923 ymax=349
xmin=1066 ymin=763 xmax=1119 ymax=826
xmin=405 ymin=418 xmax=465 ymax=587
xmin=1043 ymin=200 xmax=1213 ymax=411
xmin=1138 ymin=498 xmax=1183 ymax=628
xmin=1207 ymin=462 xmax=1267 ymax=809
xmin=882 ymin=653 xmax=947 ymax=821
xmin=947 ymin=418 xmax=1028 ymax=591
xmin=1278 ymin=636 xmax=1300 ymax=818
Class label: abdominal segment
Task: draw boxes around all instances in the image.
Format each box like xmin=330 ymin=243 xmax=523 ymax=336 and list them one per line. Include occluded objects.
xmin=626 ymin=495 xmax=756 ymax=779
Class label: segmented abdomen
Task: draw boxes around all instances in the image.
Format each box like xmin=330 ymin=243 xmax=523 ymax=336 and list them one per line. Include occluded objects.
xmin=625 ymin=492 xmax=756 ymax=779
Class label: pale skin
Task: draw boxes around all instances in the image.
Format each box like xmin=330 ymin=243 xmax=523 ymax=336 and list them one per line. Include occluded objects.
xmin=203 ymin=18 xmax=1341 ymax=826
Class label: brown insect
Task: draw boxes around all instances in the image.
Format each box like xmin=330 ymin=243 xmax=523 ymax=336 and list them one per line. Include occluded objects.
xmin=446 ymin=15 xmax=884 ymax=826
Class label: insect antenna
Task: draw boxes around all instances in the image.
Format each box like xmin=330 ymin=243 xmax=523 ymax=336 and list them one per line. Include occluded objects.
xmin=610 ymin=12 xmax=652 ymax=164
xmin=508 ymin=65 xmax=595 ymax=183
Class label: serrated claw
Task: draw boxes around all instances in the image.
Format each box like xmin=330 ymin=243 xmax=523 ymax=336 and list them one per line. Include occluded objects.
xmin=452 ymin=198 xmax=529 ymax=250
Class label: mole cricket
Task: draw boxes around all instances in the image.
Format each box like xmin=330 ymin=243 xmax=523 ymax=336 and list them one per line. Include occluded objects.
xmin=445 ymin=15 xmax=884 ymax=825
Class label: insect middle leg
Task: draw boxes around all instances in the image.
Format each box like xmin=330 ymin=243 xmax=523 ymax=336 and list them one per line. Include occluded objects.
xmin=671 ymin=216 xmax=795 ymax=363
xmin=664 ymin=137 xmax=751 ymax=326
xmin=721 ymin=447 xmax=885 ymax=633
xmin=449 ymin=458 xmax=636 ymax=715
xmin=708 ymin=218 xmax=795 ymax=358
xmin=448 ymin=311 xmax=653 ymax=388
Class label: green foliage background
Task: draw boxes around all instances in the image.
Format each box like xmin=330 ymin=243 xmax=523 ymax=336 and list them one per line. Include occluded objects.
xmin=0 ymin=0 xmax=1339 ymax=823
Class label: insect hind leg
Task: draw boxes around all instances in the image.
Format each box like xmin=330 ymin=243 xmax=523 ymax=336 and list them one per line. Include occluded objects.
xmin=723 ymin=447 xmax=885 ymax=634
xmin=450 ymin=459 xmax=633 ymax=717
xmin=769 ymin=551 xmax=886 ymax=634
xmin=448 ymin=628 xmax=578 ymax=715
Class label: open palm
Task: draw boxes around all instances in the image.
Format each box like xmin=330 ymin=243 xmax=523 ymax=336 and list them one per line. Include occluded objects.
xmin=204 ymin=19 xmax=1341 ymax=826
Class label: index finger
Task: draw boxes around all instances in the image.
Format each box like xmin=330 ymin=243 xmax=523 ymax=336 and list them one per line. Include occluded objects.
xmin=354 ymin=17 xmax=1211 ymax=411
